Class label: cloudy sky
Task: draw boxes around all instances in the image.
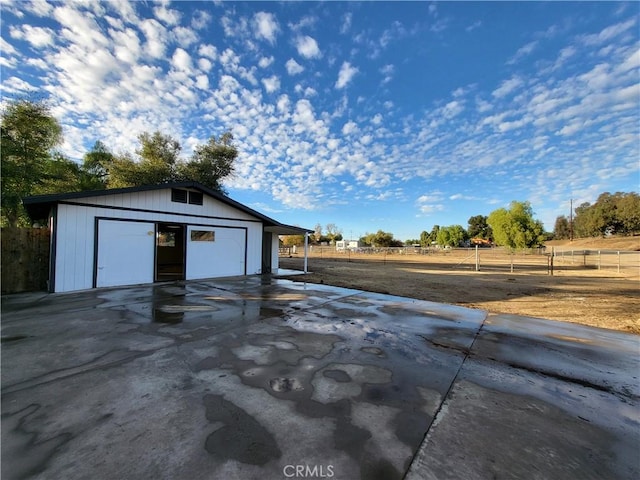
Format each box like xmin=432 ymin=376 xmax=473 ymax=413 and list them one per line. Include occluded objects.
xmin=2 ymin=1 xmax=638 ymax=240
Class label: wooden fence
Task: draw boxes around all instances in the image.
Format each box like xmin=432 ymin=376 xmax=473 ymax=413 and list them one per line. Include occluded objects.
xmin=1 ymin=227 xmax=50 ymax=294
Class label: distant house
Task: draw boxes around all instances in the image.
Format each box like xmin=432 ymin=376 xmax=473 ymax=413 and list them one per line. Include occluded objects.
xmin=336 ymin=240 xmax=361 ymax=251
xmin=23 ymin=181 xmax=311 ymax=293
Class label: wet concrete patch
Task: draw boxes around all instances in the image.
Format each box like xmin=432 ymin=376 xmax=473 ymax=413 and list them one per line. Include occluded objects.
xmin=203 ymin=394 xmax=281 ymax=465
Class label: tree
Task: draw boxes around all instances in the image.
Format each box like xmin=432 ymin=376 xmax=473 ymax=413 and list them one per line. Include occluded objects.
xmin=573 ymin=192 xmax=640 ymax=237
xmin=428 ymin=225 xmax=440 ymax=244
xmin=467 ymin=215 xmax=492 ymax=239
xmin=282 ymin=235 xmax=305 ymax=247
xmin=1 ymin=98 xmax=63 ymax=225
xmin=553 ymin=215 xmax=571 ymax=240
xmin=487 ymin=201 xmax=545 ymax=249
xmin=312 ymin=223 xmax=323 ymax=243
xmin=419 ymin=230 xmax=430 ymax=247
xmin=325 ymin=223 xmax=343 ymax=244
xmin=32 ymin=153 xmax=105 ymax=196
xmin=82 ymin=140 xmax=114 ymax=187
xmin=176 ymin=132 xmax=237 ymax=193
xmin=436 ymin=225 xmax=468 ymax=247
xmin=362 ymin=230 xmax=396 ymax=247
xmin=106 ymin=130 xmax=237 ymax=192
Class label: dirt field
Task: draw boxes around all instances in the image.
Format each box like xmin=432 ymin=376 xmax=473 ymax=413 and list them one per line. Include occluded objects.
xmin=279 ymin=238 xmax=640 ymax=334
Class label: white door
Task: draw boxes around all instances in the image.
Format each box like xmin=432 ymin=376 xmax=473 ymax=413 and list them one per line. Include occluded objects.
xmin=186 ymin=226 xmax=246 ymax=280
xmin=96 ymin=220 xmax=155 ymax=288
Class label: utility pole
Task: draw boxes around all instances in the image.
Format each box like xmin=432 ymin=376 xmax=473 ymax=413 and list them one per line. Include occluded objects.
xmin=569 ymin=198 xmax=573 ymax=241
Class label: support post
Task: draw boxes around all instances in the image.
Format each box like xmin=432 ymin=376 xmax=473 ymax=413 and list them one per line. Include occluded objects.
xmin=617 ymin=251 xmax=620 ymax=274
xmin=303 ymin=233 xmax=309 ymax=274
xmin=475 ymin=245 xmax=479 ymax=271
xmin=598 ymin=250 xmax=601 ymax=270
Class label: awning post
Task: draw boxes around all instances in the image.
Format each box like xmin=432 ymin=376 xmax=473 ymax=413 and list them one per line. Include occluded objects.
xmin=304 ymin=233 xmax=309 ymax=274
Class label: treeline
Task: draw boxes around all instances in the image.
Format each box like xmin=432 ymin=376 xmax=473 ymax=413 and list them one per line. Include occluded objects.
xmin=1 ymin=98 xmax=237 ymax=226
xmin=554 ymin=192 xmax=640 ymax=239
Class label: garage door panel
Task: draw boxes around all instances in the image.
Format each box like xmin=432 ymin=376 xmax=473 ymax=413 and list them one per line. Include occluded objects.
xmin=186 ymin=227 xmax=246 ymax=280
xmin=96 ymin=220 xmax=155 ymax=288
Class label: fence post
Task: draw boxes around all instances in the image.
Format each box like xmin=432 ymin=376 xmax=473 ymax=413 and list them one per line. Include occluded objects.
xmin=550 ymin=247 xmax=554 ymax=276
xmin=598 ymin=250 xmax=601 ymax=270
xmin=617 ymin=251 xmax=620 ymax=273
xmin=475 ymin=245 xmax=479 ymax=272
xmin=510 ymin=250 xmax=514 ymax=273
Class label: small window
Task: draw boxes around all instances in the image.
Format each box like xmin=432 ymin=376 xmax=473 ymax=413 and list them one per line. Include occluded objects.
xmin=189 ymin=191 xmax=203 ymax=205
xmin=191 ymin=230 xmax=215 ymax=242
xmin=171 ymin=188 xmax=187 ymax=203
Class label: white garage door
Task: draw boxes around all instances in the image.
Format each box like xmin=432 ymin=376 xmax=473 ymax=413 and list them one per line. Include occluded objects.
xmin=96 ymin=220 xmax=155 ymax=288
xmin=186 ymin=226 xmax=246 ymax=280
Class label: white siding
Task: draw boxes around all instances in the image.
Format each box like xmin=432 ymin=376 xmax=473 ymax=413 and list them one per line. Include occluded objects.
xmin=72 ymin=188 xmax=258 ymax=222
xmin=53 ymin=188 xmax=264 ymax=292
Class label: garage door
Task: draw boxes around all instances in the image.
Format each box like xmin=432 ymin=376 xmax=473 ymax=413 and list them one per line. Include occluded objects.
xmin=96 ymin=220 xmax=155 ymax=288
xmin=186 ymin=226 xmax=246 ymax=280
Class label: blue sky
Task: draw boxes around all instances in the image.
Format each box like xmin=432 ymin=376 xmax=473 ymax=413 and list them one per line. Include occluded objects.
xmin=1 ymin=1 xmax=638 ymax=241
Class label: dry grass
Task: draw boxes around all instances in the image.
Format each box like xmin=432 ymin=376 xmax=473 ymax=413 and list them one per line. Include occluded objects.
xmin=279 ymin=244 xmax=640 ymax=334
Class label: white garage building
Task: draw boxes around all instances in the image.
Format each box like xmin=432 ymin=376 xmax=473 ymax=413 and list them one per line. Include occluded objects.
xmin=23 ymin=182 xmax=311 ymax=293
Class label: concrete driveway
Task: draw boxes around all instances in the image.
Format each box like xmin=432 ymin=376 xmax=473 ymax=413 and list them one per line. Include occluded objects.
xmin=1 ymin=275 xmax=638 ymax=480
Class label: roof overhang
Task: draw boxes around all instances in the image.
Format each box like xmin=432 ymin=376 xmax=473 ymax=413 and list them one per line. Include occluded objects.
xmin=264 ymin=224 xmax=313 ymax=236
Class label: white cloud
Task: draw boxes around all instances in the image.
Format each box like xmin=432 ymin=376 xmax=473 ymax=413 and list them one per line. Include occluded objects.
xmin=140 ymin=19 xmax=169 ymax=59
xmin=258 ymin=56 xmax=274 ymax=68
xmin=581 ymin=17 xmax=637 ymax=46
xmin=507 ymin=40 xmax=538 ymax=65
xmin=380 ymin=64 xmax=394 ymax=84
xmin=9 ymin=24 xmax=55 ymax=48
xmin=285 ymin=58 xmax=304 ymax=75
xmin=191 ymin=10 xmax=211 ymax=30
xmin=262 ymin=75 xmax=280 ymax=93
xmin=295 ymin=35 xmax=321 ymax=59
xmin=172 ymin=48 xmax=192 ymax=71
xmin=492 ymin=76 xmax=523 ymax=98
xmin=198 ymin=44 xmax=217 ymax=60
xmin=371 ymin=114 xmax=383 ymax=125
xmin=340 ymin=12 xmax=352 ymax=34
xmin=342 ymin=121 xmax=358 ymax=135
xmin=335 ymin=61 xmax=358 ymax=89
xmin=198 ymin=58 xmax=212 ymax=71
xmin=154 ymin=2 xmax=181 ymax=26
xmin=195 ymin=74 xmax=209 ymax=90
xmin=253 ymin=11 xmax=279 ymax=44
xmin=173 ymin=26 xmax=198 ymax=47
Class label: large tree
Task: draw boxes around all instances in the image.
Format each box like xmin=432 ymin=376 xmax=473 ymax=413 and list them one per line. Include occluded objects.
xmin=1 ymin=98 xmax=63 ymax=226
xmin=487 ymin=201 xmax=545 ymax=249
xmin=553 ymin=215 xmax=571 ymax=240
xmin=104 ymin=131 xmax=237 ymax=192
xmin=467 ymin=215 xmax=492 ymax=239
xmin=573 ymin=192 xmax=640 ymax=237
xmin=436 ymin=225 xmax=468 ymax=247
xmin=176 ymin=132 xmax=236 ymax=192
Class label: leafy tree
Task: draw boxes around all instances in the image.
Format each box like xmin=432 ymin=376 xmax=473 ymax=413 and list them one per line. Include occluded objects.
xmin=325 ymin=223 xmax=343 ymax=244
xmin=1 ymin=98 xmax=63 ymax=225
xmin=32 ymin=153 xmax=105 ymax=196
xmin=82 ymin=140 xmax=114 ymax=187
xmin=362 ymin=230 xmax=397 ymax=247
xmin=553 ymin=215 xmax=571 ymax=240
xmin=428 ymin=225 xmax=440 ymax=244
xmin=282 ymin=235 xmax=305 ymax=247
xmin=467 ymin=215 xmax=492 ymax=239
xmin=573 ymin=192 xmax=640 ymax=237
xmin=487 ymin=201 xmax=545 ymax=249
xmin=176 ymin=132 xmax=237 ymax=193
xmin=436 ymin=225 xmax=468 ymax=247
xmin=106 ymin=131 xmax=237 ymax=191
xmin=419 ymin=230 xmax=430 ymax=247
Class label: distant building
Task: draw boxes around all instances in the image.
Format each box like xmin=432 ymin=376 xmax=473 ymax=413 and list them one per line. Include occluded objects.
xmin=336 ymin=240 xmax=361 ymax=251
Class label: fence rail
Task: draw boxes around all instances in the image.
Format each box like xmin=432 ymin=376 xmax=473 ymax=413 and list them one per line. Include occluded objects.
xmin=280 ymin=245 xmax=640 ymax=276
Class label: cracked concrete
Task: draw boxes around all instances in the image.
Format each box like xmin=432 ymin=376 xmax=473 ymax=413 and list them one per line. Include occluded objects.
xmin=1 ymin=276 xmax=638 ymax=480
